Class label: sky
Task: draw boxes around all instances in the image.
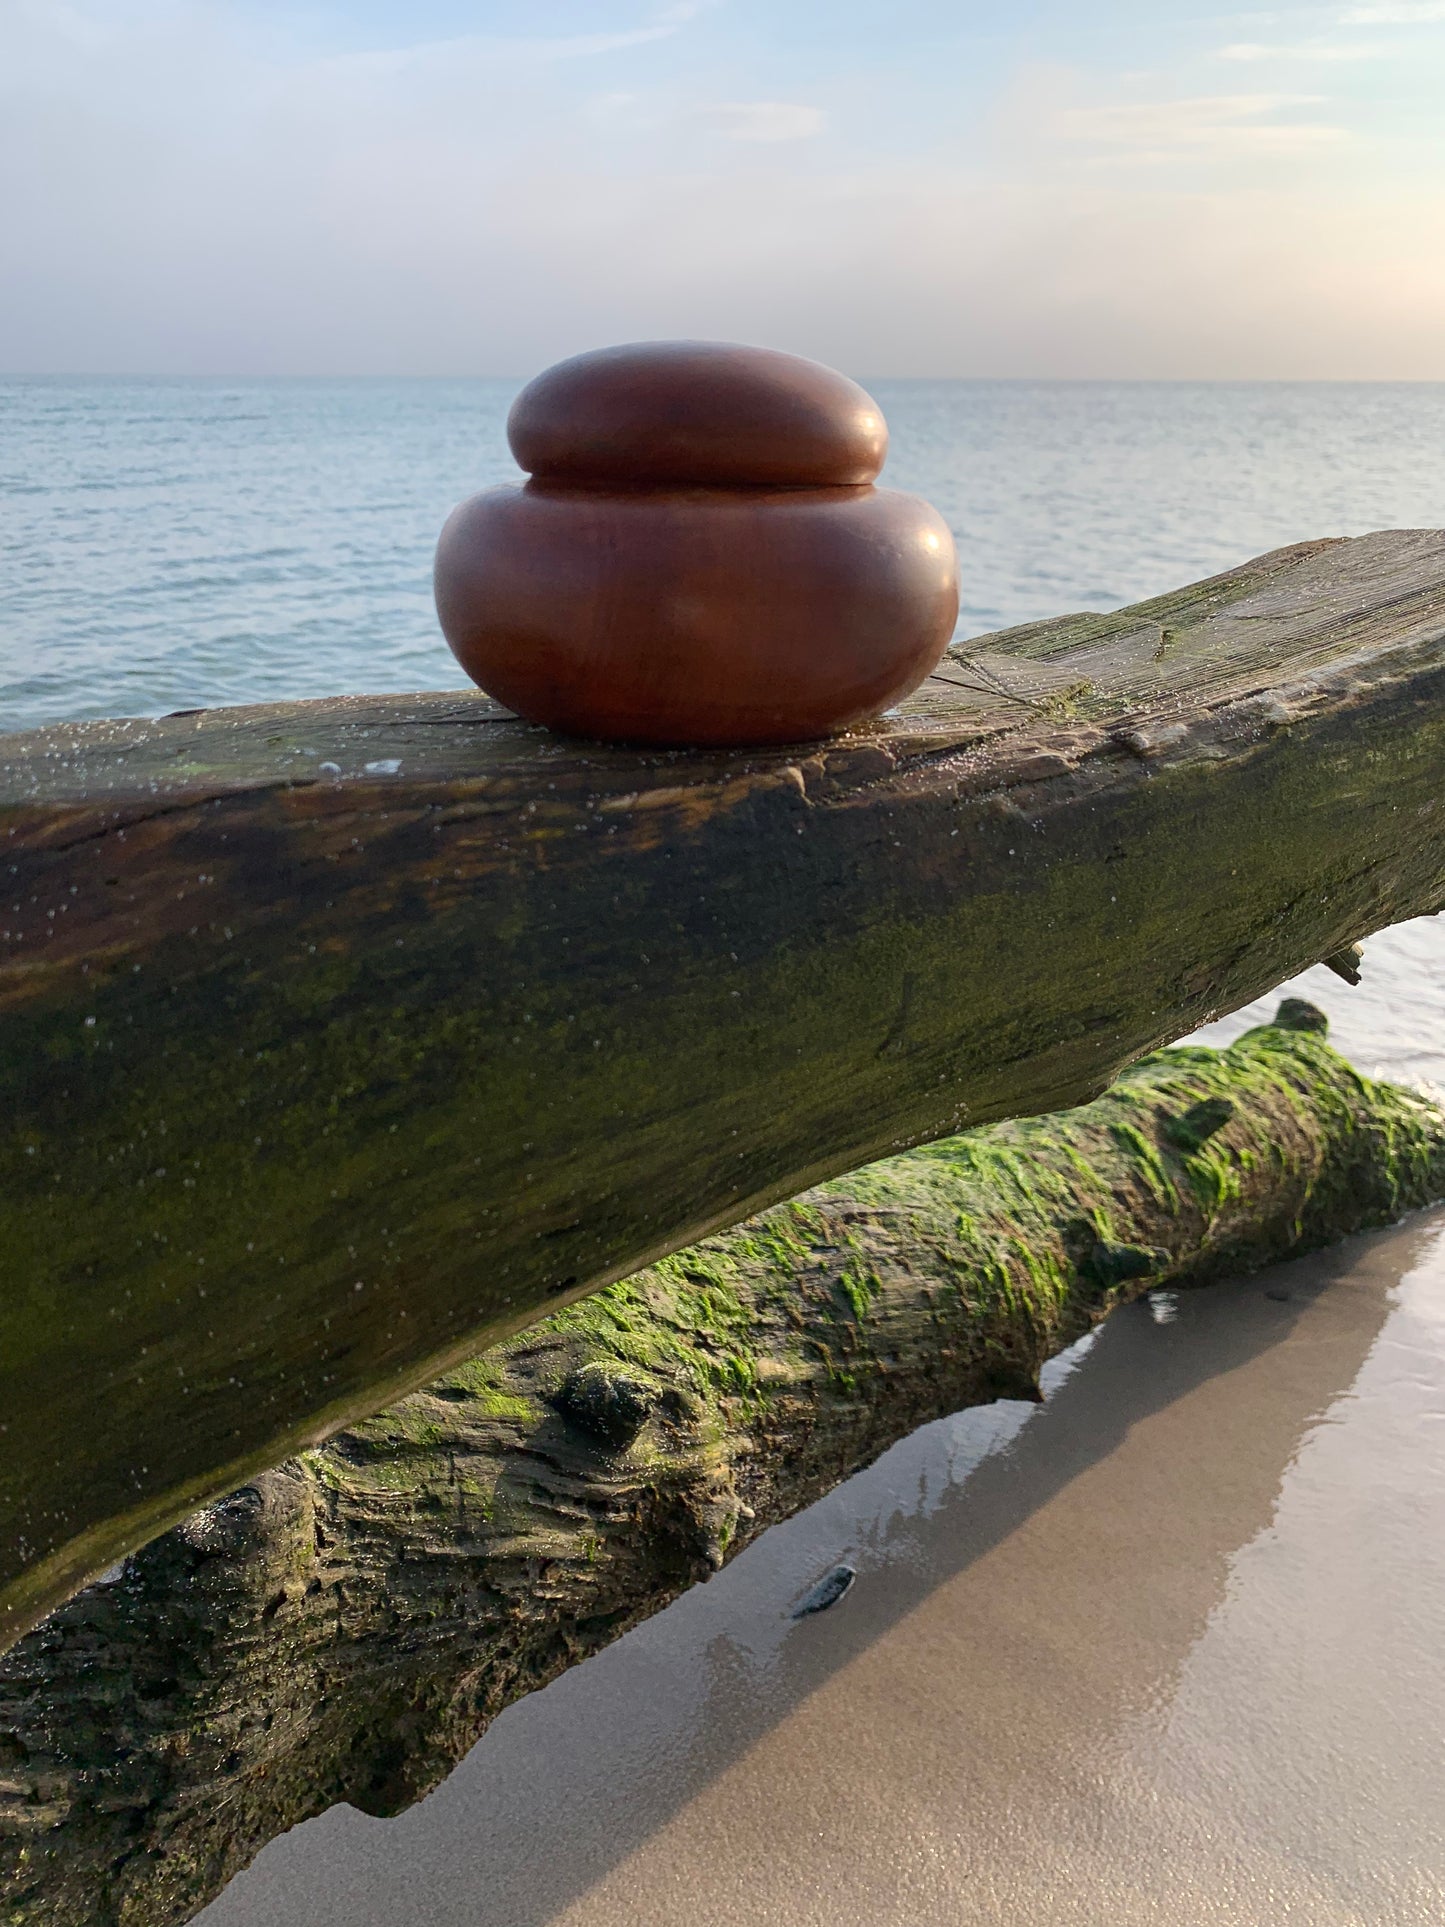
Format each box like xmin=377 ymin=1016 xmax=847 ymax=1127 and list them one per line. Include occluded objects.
xmin=3 ymin=0 xmax=1445 ymax=378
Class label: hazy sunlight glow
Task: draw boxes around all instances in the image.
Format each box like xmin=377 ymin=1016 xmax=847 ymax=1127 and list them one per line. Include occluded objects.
xmin=3 ymin=0 xmax=1443 ymax=377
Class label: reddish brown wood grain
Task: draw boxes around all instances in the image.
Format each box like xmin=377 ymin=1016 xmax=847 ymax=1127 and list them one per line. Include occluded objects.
xmin=506 ymin=340 xmax=888 ymax=487
xmin=438 ymin=341 xmax=958 ymax=745
xmin=434 ymin=479 xmax=959 ymax=746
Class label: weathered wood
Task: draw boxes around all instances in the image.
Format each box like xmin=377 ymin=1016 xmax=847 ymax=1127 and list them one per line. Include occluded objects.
xmin=3 ymin=529 xmax=1445 ymax=1649
xmin=2 ymin=1011 xmax=1442 ymax=1927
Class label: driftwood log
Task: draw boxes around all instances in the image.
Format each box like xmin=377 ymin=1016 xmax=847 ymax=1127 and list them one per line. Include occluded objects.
xmin=4 ymin=529 xmax=1445 ymax=1646
xmin=2 ymin=1009 xmax=1444 ymax=1927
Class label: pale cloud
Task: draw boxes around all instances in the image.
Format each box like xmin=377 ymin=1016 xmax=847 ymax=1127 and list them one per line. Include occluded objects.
xmin=365 ymin=30 xmax=683 ymax=69
xmin=582 ymin=88 xmax=825 ymax=142
xmin=324 ymin=7 xmax=713 ymax=81
xmin=701 ymin=101 xmax=826 ymax=141
xmin=1054 ymin=93 xmax=1349 ymax=157
xmin=1339 ymin=2 xmax=1445 ymax=18
xmin=12 ymin=0 xmax=112 ymax=54
xmin=654 ymin=0 xmax=721 ymax=21
xmin=3 ymin=0 xmax=1444 ymax=378
xmin=443 ymin=162 xmax=1445 ymax=379
xmin=1216 ymin=40 xmax=1384 ymax=59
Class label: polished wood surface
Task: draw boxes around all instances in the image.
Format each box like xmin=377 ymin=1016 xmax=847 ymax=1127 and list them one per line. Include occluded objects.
xmin=438 ymin=340 xmax=958 ymax=745
xmin=506 ymin=340 xmax=888 ymax=487
xmin=435 ymin=480 xmax=959 ymax=746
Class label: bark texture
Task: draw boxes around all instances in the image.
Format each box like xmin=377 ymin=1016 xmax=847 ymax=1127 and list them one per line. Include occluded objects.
xmin=2 ymin=1007 xmax=1442 ymax=1927
xmin=6 ymin=530 xmax=1445 ymax=1643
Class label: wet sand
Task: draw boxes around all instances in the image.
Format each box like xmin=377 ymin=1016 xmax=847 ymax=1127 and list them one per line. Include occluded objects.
xmin=201 ymin=921 xmax=1445 ymax=1926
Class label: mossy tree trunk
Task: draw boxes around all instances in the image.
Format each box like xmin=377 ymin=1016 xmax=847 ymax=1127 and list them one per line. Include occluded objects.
xmin=2 ymin=1009 xmax=1442 ymax=1927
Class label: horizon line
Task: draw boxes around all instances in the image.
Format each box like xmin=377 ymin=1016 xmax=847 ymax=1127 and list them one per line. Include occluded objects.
xmin=6 ymin=370 xmax=1445 ymax=386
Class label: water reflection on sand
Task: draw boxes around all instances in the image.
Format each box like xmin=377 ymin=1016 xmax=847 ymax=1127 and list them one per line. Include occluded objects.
xmin=201 ymin=923 xmax=1445 ymax=1926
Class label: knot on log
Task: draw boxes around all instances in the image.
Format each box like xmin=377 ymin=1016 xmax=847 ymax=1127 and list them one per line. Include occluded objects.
xmin=1166 ymin=1096 xmax=1237 ymax=1154
xmin=551 ymin=1363 xmax=655 ymax=1451
xmin=686 ymin=1485 xmax=746 ymax=1574
xmin=1065 ymin=1220 xmax=1169 ymax=1291
xmin=1272 ymin=997 xmax=1330 ymax=1035
xmin=149 ymin=1467 xmax=316 ymax=1610
xmin=175 ymin=1485 xmax=270 ymax=1560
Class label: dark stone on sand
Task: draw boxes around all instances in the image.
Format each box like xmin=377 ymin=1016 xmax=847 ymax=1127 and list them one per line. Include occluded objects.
xmin=792 ymin=1564 xmax=857 ymax=1618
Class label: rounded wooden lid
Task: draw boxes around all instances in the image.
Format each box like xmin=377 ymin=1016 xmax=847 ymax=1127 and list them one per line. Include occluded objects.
xmin=507 ymin=341 xmax=888 ymax=488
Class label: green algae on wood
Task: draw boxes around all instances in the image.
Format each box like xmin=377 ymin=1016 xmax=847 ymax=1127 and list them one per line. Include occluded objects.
xmin=2 ymin=1009 xmax=1443 ymax=1927
xmin=4 ymin=530 xmax=1445 ymax=1650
